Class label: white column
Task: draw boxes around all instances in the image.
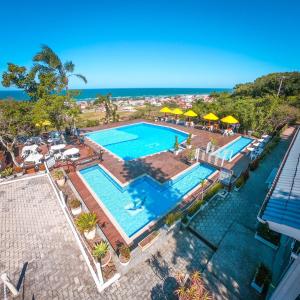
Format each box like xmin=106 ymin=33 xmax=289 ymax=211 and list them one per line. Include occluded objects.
xmin=270 ymin=256 xmax=300 ymax=300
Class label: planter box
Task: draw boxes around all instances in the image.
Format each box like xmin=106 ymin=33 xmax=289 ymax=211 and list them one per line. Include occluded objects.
xmin=255 ymin=233 xmax=279 ymax=250
xmin=251 ymin=280 xmax=264 ymax=294
xmin=234 ymin=185 xmax=242 ymax=192
xmin=119 ymin=255 xmax=131 ymax=266
xmin=138 ymin=231 xmax=160 ymax=251
xmin=251 ymin=264 xmax=270 ymax=294
xmin=84 ymin=228 xmax=96 ymax=240
xmin=100 ymin=251 xmax=112 ymax=268
xmin=164 ymin=219 xmax=181 ymax=232
xmin=71 ymin=206 xmax=82 ymax=216
xmin=56 ymin=178 xmax=65 ymax=187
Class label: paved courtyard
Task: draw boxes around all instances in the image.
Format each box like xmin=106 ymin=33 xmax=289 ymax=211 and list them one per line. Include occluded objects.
xmin=0 ymin=175 xmax=99 ymax=299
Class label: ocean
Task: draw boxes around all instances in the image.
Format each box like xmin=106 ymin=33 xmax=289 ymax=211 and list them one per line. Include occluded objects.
xmin=0 ymin=87 xmax=231 ymax=101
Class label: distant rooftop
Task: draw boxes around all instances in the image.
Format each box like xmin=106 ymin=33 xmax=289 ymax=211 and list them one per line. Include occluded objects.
xmin=260 ymin=127 xmax=300 ymax=240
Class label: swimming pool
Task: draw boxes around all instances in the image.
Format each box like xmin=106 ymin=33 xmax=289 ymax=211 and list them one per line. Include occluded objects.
xmin=79 ymin=163 xmax=216 ymax=240
xmin=85 ymin=122 xmax=188 ymax=160
xmin=214 ymin=136 xmax=253 ymax=161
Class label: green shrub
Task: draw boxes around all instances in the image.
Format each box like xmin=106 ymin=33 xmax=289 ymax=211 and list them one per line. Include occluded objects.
xmin=203 ymin=182 xmax=223 ymax=201
xmin=257 ymin=223 xmax=280 ymax=246
xmin=53 ymin=169 xmax=64 ymax=180
xmin=187 ymin=182 xmax=223 ymax=216
xmin=235 ymin=176 xmax=245 ymax=188
xmin=250 ymin=159 xmax=259 ymax=171
xmin=186 ymin=149 xmax=195 ymax=161
xmin=92 ymin=241 xmax=109 ymax=260
xmin=70 ymin=199 xmax=81 ymax=209
xmin=174 ymin=136 xmax=179 ymax=151
xmin=251 ymin=131 xmax=261 ymax=138
xmin=186 ymin=134 xmax=192 ymax=146
xmin=188 ymin=199 xmax=204 ymax=216
xmin=75 ymin=212 xmax=97 ymax=232
xmin=85 ymin=119 xmax=100 ymax=127
xmin=0 ymin=167 xmax=13 ymax=177
xmin=119 ymin=244 xmax=131 ymax=259
xmin=165 ymin=211 xmax=182 ymax=226
xmin=255 ymin=263 xmax=271 ymax=286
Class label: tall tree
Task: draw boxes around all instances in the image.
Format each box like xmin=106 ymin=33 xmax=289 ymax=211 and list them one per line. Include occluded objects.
xmin=33 ymin=45 xmax=87 ymax=93
xmin=0 ymin=101 xmax=35 ymax=166
xmin=94 ymin=94 xmax=119 ymax=124
xmin=33 ymin=95 xmax=80 ymax=132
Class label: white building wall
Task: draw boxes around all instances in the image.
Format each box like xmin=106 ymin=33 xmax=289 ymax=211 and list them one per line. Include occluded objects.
xmin=270 ymin=256 xmax=300 ymax=300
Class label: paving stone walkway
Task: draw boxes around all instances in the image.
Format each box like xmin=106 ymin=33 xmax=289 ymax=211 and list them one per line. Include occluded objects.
xmin=102 ymin=229 xmax=213 ymax=300
xmin=0 ymin=175 xmax=99 ymax=300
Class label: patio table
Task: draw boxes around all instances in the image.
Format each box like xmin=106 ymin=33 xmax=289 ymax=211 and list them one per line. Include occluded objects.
xmin=24 ymin=153 xmax=43 ymax=164
xmin=21 ymin=145 xmax=39 ymax=157
xmin=50 ymin=144 xmax=66 ymax=151
xmin=63 ymin=148 xmax=79 ymax=156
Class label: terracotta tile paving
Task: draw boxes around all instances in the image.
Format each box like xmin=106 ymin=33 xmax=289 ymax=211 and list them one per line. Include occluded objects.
xmin=82 ymin=119 xmax=243 ymax=183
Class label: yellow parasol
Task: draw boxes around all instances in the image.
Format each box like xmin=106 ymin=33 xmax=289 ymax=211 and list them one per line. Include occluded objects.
xmin=183 ymin=110 xmax=197 ymax=121
xmin=160 ymin=107 xmax=172 ymax=113
xmin=159 ymin=107 xmax=172 ymax=117
xmin=183 ymin=110 xmax=198 ymax=117
xmin=203 ymin=113 xmax=219 ymax=121
xmin=171 ymin=108 xmax=183 ymax=115
xmin=221 ymin=115 xmax=239 ymax=124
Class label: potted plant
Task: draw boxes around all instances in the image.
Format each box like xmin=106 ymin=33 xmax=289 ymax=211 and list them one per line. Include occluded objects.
xmin=234 ymin=175 xmax=245 ymax=191
xmin=174 ymin=136 xmax=180 ymax=155
xmin=92 ymin=241 xmax=111 ymax=267
xmin=181 ymin=216 xmax=189 ymax=229
xmin=53 ymin=169 xmax=65 ymax=187
xmin=118 ymin=244 xmax=131 ymax=266
xmin=255 ymin=223 xmax=280 ymax=250
xmin=75 ymin=212 xmax=97 ymax=240
xmin=251 ymin=263 xmax=271 ymax=294
xmin=69 ymin=199 xmax=82 ymax=216
xmin=186 ymin=149 xmax=195 ymax=164
xmin=165 ymin=211 xmax=182 ymax=230
xmin=14 ymin=166 xmax=24 ymax=177
xmin=186 ymin=134 xmax=192 ymax=149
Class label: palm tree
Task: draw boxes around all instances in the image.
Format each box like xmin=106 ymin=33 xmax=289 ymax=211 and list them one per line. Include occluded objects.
xmin=94 ymin=94 xmax=119 ymax=124
xmin=33 ymin=45 xmax=87 ymax=93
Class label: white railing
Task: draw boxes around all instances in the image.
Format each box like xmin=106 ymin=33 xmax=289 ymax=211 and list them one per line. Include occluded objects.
xmin=44 ymin=163 xmax=120 ymax=292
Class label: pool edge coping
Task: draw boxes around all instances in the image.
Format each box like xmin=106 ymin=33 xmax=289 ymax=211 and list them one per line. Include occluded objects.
xmin=76 ymin=162 xmax=219 ymax=244
xmin=84 ymin=121 xmax=190 ymax=162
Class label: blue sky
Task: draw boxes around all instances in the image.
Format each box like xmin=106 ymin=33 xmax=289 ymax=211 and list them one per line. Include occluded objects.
xmin=1 ymin=0 xmax=300 ymax=89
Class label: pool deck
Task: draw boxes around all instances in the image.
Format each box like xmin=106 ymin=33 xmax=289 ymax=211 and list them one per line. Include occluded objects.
xmin=81 ymin=119 xmax=244 ymax=184
xmin=63 ymin=119 xmax=252 ymax=248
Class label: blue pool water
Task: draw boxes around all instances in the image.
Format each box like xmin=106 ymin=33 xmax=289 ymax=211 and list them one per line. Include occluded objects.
xmin=80 ymin=163 xmax=216 ymax=238
xmin=85 ymin=122 xmax=188 ymax=160
xmin=215 ymin=136 xmax=253 ymax=160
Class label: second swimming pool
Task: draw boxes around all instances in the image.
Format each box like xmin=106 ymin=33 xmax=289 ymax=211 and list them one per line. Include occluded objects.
xmin=79 ymin=163 xmax=216 ymax=239
xmin=85 ymin=122 xmax=188 ymax=160
xmin=214 ymin=136 xmax=253 ymax=161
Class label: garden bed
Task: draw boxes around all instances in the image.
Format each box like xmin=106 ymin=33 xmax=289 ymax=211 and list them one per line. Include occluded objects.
xmin=251 ymin=263 xmax=271 ymax=294
xmin=138 ymin=231 xmax=160 ymax=251
xmin=187 ymin=182 xmax=223 ymax=218
xmin=255 ymin=223 xmax=280 ymax=250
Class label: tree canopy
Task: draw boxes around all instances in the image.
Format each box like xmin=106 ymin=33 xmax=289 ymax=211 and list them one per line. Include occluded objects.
xmin=193 ymin=73 xmax=300 ymax=135
xmin=233 ymin=72 xmax=300 ymax=99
